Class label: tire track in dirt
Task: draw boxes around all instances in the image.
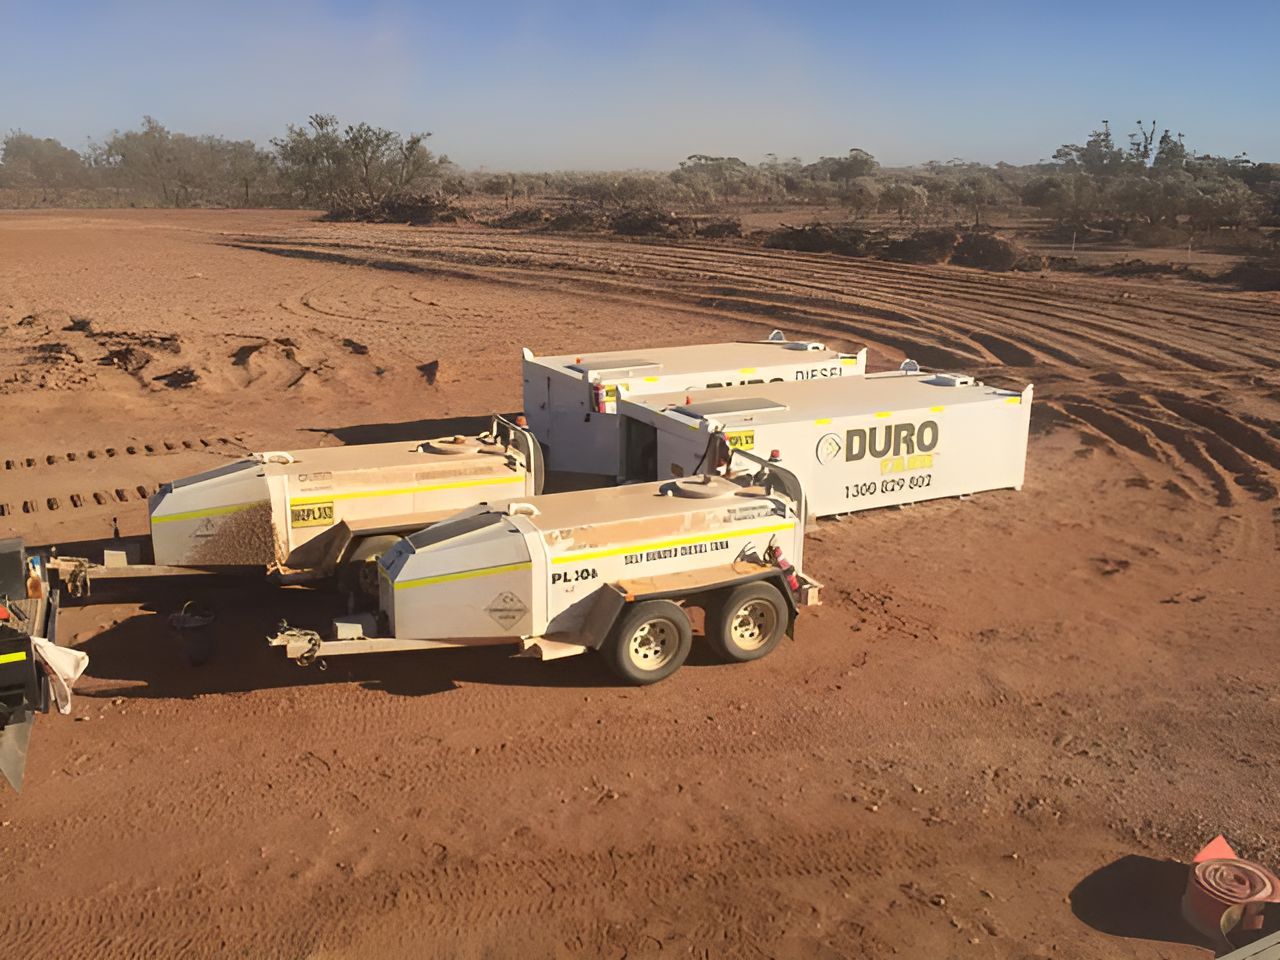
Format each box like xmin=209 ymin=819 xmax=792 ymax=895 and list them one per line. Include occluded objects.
xmin=0 ymin=825 xmax=935 ymax=959
xmin=322 ymin=225 xmax=1279 ymax=339
xmin=3 ymin=436 xmax=241 ymax=472
xmin=236 ymin=232 xmax=1270 ymax=377
xmin=0 ymin=437 xmax=250 ymax=519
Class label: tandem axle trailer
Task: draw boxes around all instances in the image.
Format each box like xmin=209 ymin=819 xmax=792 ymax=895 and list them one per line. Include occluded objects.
xmin=271 ymin=452 xmax=821 ymax=685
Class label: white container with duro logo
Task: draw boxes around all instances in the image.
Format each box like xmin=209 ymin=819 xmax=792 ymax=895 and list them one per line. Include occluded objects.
xmin=615 ymin=367 xmax=1032 ymax=518
xmin=268 ymin=452 xmax=820 ymax=686
xmin=522 ymin=330 xmax=866 ymax=476
xmin=148 ymin=416 xmax=542 ymax=592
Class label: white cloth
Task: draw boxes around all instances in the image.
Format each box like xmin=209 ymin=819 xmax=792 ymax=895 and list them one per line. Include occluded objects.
xmin=31 ymin=637 xmax=89 ymax=714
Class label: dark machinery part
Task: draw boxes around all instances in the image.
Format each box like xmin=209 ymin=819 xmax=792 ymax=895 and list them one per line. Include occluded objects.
xmin=0 ymin=538 xmax=55 ymax=792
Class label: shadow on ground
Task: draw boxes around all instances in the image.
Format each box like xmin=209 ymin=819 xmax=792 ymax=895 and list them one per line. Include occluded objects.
xmin=66 ymin=580 xmax=725 ymax=702
xmin=307 ymin=413 xmax=511 ymax=446
xmin=1070 ymin=855 xmax=1218 ymax=952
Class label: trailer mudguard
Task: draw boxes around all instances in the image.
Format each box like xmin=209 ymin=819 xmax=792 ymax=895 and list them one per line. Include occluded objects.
xmin=583 ymin=568 xmax=801 ymax=649
xmin=576 ymin=584 xmax=629 ymax=650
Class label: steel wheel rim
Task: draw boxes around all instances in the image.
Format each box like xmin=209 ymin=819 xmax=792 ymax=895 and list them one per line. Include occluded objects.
xmin=627 ymin=618 xmax=679 ymax=671
xmin=730 ymin=599 xmax=776 ymax=650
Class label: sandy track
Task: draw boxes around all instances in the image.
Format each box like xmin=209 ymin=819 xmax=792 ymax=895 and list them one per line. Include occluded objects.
xmin=0 ymin=210 xmax=1277 ymax=959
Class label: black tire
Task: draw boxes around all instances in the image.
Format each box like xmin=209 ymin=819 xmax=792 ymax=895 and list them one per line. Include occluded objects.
xmin=336 ymin=535 xmax=401 ymax=606
xmin=705 ymin=581 xmax=788 ymax=663
xmin=602 ymin=599 xmax=692 ymax=685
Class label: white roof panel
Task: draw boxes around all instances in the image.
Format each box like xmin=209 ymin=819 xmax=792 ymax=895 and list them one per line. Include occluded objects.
xmin=528 ymin=339 xmax=851 ymax=379
xmin=622 ymin=371 xmax=1027 ymax=426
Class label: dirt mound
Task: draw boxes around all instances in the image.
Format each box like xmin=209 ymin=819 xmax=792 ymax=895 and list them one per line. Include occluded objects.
xmin=950 ymin=232 xmax=1025 ymax=272
xmin=1217 ymin=260 xmax=1280 ymax=291
xmin=325 ymin=194 xmax=469 ymax=225
xmin=224 ymin=338 xmax=319 ymax=390
xmin=544 ymin=208 xmax=607 ymax=232
xmin=1098 ymin=258 xmax=1181 ymax=278
xmin=490 ymin=206 xmax=551 ymax=229
xmin=881 ymin=228 xmax=959 ymax=264
xmin=608 ymin=207 xmax=685 ymax=237
xmin=101 ymin=345 xmax=153 ymax=374
xmin=695 ymin=218 xmax=742 ymax=239
xmin=763 ymin=223 xmax=874 ymax=256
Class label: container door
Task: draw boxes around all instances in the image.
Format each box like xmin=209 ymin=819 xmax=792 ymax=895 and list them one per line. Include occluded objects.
xmin=620 ymin=416 xmax=658 ymax=483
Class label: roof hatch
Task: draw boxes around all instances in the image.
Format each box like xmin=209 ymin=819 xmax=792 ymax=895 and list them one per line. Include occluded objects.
xmin=570 ymin=358 xmax=663 ymax=377
xmin=675 ymin=397 xmax=788 ymax=418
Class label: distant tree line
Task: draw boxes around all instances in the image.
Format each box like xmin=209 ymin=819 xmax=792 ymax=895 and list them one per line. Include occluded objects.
xmin=1 ymin=116 xmax=1276 ymax=242
xmin=0 ymin=114 xmax=454 ymax=213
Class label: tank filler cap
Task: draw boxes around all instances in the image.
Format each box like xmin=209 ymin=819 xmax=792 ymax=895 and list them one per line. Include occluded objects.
xmin=663 ymin=476 xmax=739 ymax=499
xmin=505 ymin=502 xmax=540 ymax=517
xmin=785 ymin=341 xmax=825 ymax=351
xmin=255 ymin=451 xmax=296 ymax=464
xmin=420 ymin=436 xmax=484 ymax=455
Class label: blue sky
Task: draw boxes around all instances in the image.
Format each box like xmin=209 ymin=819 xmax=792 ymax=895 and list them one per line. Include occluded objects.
xmin=1 ymin=0 xmax=1276 ymax=169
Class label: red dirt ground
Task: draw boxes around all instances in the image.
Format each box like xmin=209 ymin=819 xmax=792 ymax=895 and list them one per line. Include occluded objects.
xmin=1 ymin=209 xmax=1277 ymax=959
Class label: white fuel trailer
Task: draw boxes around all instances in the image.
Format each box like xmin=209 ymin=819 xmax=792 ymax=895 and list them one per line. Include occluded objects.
xmin=522 ymin=330 xmax=866 ymax=476
xmin=615 ymin=368 xmax=1032 ymax=518
xmin=146 ymin=416 xmax=542 ymax=592
xmin=270 ymin=452 xmax=820 ymax=685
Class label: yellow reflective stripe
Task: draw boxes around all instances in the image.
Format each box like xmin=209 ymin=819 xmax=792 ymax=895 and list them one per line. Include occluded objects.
xmin=1004 ymin=396 xmax=1021 ymax=405
xmin=0 ymin=651 xmax=29 ymax=665
xmin=553 ymin=522 xmax=794 ymax=564
xmin=840 ymin=357 xmax=860 ymax=365
xmin=291 ymin=474 xmax=523 ymax=507
xmin=394 ymin=560 xmax=531 ymax=591
xmin=152 ymin=500 xmax=266 ymax=524
xmin=874 ymin=411 xmax=892 ymax=419
xmin=815 ymin=417 xmax=832 ymax=425
xmin=930 ymin=405 xmax=945 ymax=413
xmin=643 ymin=376 xmax=660 ymax=382
xmin=738 ymin=367 xmax=757 ymax=374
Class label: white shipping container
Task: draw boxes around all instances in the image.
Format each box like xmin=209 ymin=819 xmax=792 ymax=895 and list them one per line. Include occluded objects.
xmin=522 ymin=332 xmax=866 ymax=475
xmin=616 ymin=371 xmax=1032 ymax=518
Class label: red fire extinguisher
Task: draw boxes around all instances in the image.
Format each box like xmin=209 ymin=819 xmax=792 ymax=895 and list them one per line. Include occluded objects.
xmin=767 ymin=540 xmax=800 ymax=594
xmin=714 ymin=434 xmax=732 ymax=473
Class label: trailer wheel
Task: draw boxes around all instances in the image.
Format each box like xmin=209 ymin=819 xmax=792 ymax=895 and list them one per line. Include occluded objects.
xmin=706 ymin=582 xmax=787 ymax=663
xmin=337 ymin=535 xmax=400 ymax=606
xmin=604 ymin=600 xmax=692 ymax=685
